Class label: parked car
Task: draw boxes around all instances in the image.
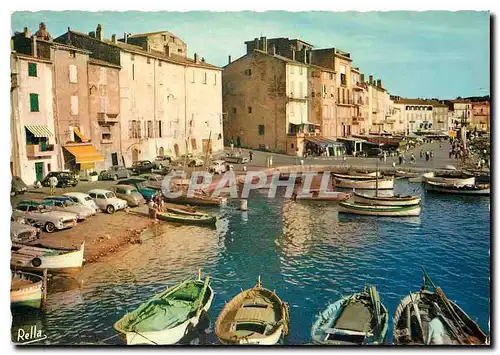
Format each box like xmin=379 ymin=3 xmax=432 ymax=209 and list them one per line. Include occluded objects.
xmin=88 ymin=189 xmax=128 ymax=214
xmin=98 ymin=166 xmax=132 ymax=181
xmin=117 ymin=178 xmax=157 ymax=201
xmin=12 ymin=200 xmax=78 ymax=233
xmin=63 ymin=192 xmax=100 ymax=213
xmin=42 ymin=196 xmax=95 ymax=220
xmin=367 ymin=148 xmax=384 ymax=157
xmin=187 ymin=157 xmax=205 ymax=167
xmin=153 ymin=155 xmax=173 ymax=169
xmin=11 ymin=217 xmax=40 ymax=243
xmin=110 ymin=185 xmax=146 ymax=207
xmin=139 ymin=173 xmax=164 ymax=190
xmin=151 ymin=165 xmax=172 ymax=176
xmin=130 ymin=160 xmax=156 ymax=175
xmin=11 ymin=176 xmax=28 ymax=196
xmin=209 ymin=160 xmax=227 ymax=174
xmin=41 ymin=171 xmax=78 ymax=188
xmin=224 ymin=153 xmax=249 ymax=164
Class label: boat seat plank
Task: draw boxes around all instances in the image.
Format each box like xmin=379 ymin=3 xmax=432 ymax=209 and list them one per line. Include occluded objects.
xmin=334 ymin=301 xmax=372 ymax=332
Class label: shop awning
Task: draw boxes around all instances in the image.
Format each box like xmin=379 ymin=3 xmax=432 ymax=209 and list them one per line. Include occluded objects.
xmin=64 ymin=145 xmax=104 ymax=164
xmin=73 ymin=128 xmax=89 ymax=142
xmin=25 ymin=125 xmax=53 ymax=137
xmin=305 ymin=137 xmax=344 ymax=147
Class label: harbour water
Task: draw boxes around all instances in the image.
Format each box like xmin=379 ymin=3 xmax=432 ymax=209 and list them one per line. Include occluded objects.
xmin=12 ymin=180 xmax=490 ymax=345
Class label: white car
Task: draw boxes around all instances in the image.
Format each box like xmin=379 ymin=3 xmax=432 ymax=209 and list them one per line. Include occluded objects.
xmin=12 ymin=201 xmax=78 ymax=233
xmin=88 ymin=189 xmax=128 ymax=214
xmin=11 ymin=217 xmax=40 ymax=243
xmin=43 ymin=196 xmax=95 ymax=220
xmin=188 ymin=157 xmax=205 ymax=167
xmin=209 ymin=160 xmax=227 ymax=174
xmin=64 ymin=192 xmax=100 ymax=213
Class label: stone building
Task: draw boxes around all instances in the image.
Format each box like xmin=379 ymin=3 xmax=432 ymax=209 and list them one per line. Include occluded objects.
xmin=470 ymin=101 xmax=490 ymax=132
xmin=351 ymin=69 xmax=369 ymax=134
xmin=308 ymin=65 xmax=336 ymax=139
xmin=431 ymin=102 xmax=449 ymax=133
xmin=393 ymin=98 xmax=435 ymax=134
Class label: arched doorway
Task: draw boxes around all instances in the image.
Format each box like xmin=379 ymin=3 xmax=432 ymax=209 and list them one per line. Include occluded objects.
xmin=174 ymin=144 xmax=180 ymax=157
xmin=132 ymin=148 xmax=139 ymax=163
xmin=158 ymin=146 xmax=164 ymax=156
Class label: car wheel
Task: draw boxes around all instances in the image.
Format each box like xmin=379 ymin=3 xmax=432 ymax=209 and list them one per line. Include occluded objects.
xmin=106 ymin=205 xmax=115 ymax=214
xmin=44 ymin=222 xmax=56 ymax=233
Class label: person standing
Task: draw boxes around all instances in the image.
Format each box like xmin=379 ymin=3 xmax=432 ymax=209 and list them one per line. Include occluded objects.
xmin=449 ymin=149 xmax=453 ymax=159
xmin=398 ymin=153 xmax=403 ymax=165
xmin=49 ymin=175 xmax=58 ymax=195
xmin=230 ymin=140 xmax=234 ymax=151
xmin=249 ymin=150 xmax=253 ymax=162
xmin=420 ymin=149 xmax=424 ymax=159
xmin=430 ymin=150 xmax=434 ymax=161
xmin=383 ymin=150 xmax=387 ymax=163
xmin=425 ymin=151 xmax=430 ymax=162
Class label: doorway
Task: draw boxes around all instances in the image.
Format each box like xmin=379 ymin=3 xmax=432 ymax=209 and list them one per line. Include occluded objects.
xmin=174 ymin=144 xmax=180 ymax=157
xmin=35 ymin=162 xmax=44 ymax=181
xmin=111 ymin=152 xmax=118 ymax=166
xmin=158 ymin=147 xmax=164 ymax=156
xmin=132 ymin=149 xmax=139 ymax=163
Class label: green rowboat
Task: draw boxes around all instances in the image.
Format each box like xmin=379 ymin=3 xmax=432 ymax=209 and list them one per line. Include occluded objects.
xmin=157 ymin=211 xmax=216 ymax=226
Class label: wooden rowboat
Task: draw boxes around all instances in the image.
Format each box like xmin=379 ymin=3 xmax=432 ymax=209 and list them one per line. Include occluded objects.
xmin=11 ymin=271 xmax=43 ymax=309
xmin=157 ymin=211 xmax=217 ymax=226
xmin=311 ymin=286 xmax=388 ymax=345
xmin=353 ymin=192 xmax=421 ymax=206
xmin=11 ymin=242 xmax=85 ymax=277
xmin=424 ymin=181 xmax=490 ymax=195
xmin=166 ymin=206 xmax=209 ymax=217
xmin=338 ymin=202 xmax=421 ymax=217
xmin=395 ymin=170 xmax=421 ymax=178
xmin=215 ymin=276 xmax=289 ymax=345
xmin=293 ymin=190 xmax=350 ymax=202
xmin=162 ymin=191 xmax=226 ymax=206
xmin=422 ymin=172 xmax=475 ymax=185
xmin=334 ymin=177 xmax=394 ymax=190
xmin=114 ymin=271 xmax=213 ymax=345
xmin=332 ymin=173 xmax=382 ymax=181
xmin=393 ymin=267 xmax=488 ymax=345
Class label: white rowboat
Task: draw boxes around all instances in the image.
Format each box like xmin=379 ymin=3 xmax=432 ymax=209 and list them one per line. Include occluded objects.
xmin=338 ymin=202 xmax=421 ymax=216
xmin=353 ymin=192 xmax=421 ymax=206
xmin=334 ymin=177 xmax=394 ymax=190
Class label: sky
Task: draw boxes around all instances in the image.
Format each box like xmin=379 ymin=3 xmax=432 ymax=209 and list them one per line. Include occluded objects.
xmin=11 ymin=11 xmax=490 ymax=99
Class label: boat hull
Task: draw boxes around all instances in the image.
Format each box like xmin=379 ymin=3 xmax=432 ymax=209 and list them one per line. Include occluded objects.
xmin=339 ymin=202 xmax=421 ymax=216
xmin=353 ymin=193 xmax=421 ymax=206
xmin=165 ymin=207 xmax=208 ymax=217
xmin=157 ymin=212 xmax=216 ymax=226
xmin=295 ymin=191 xmax=350 ymax=202
xmin=163 ymin=195 xmax=224 ymax=206
xmin=332 ymin=173 xmax=381 ymax=181
xmin=424 ymin=182 xmax=490 ymax=195
xmin=334 ymin=177 xmax=394 ymax=190
xmin=218 ymin=326 xmax=284 ymax=345
xmin=422 ymin=172 xmax=475 ymax=185
xmin=11 ymin=272 xmax=43 ymax=309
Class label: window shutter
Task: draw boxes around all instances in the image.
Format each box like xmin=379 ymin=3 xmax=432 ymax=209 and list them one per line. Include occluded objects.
xmin=69 ymin=65 xmax=78 ymax=83
xmin=71 ymin=96 xmax=79 ymax=115
xmin=100 ymin=67 xmax=107 ymax=84
xmin=28 ymin=62 xmax=37 ymax=77
xmin=29 ymin=93 xmax=39 ymax=112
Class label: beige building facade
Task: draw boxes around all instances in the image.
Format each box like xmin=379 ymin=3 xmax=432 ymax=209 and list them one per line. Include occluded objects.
xmin=470 ymin=101 xmax=490 ymax=132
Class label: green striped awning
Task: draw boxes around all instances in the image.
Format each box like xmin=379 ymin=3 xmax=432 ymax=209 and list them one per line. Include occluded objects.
xmin=25 ymin=125 xmax=53 ymax=138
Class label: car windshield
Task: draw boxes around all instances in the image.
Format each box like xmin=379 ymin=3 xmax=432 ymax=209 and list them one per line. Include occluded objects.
xmin=105 ymin=192 xmax=116 ymax=199
xmin=130 ymin=188 xmax=138 ymax=193
xmin=84 ymin=196 xmax=92 ymax=201
xmin=64 ymin=200 xmax=75 ymax=206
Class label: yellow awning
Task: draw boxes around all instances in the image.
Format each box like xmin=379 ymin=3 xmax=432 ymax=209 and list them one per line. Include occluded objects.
xmin=25 ymin=125 xmax=53 ymax=137
xmin=74 ymin=128 xmax=89 ymax=142
xmin=64 ymin=145 xmax=104 ymax=164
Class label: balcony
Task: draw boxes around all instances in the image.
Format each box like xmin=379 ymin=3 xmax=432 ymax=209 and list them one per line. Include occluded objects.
xmin=287 ymin=94 xmax=308 ymax=102
xmin=97 ymin=112 xmax=119 ymax=125
xmin=26 ymin=143 xmax=57 ymax=158
xmin=101 ymin=138 xmax=113 ymax=144
xmin=287 ymin=131 xmax=321 ymax=138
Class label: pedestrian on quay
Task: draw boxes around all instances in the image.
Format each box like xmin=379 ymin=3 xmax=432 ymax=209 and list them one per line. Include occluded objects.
xmin=49 ymin=175 xmax=58 ymax=195
xmin=230 ymin=140 xmax=234 ymax=151
xmin=410 ymin=153 xmax=415 ymax=164
xmin=238 ymin=147 xmax=242 ymax=155
xmin=425 ymin=151 xmax=430 ymax=162
xmin=398 ymin=154 xmax=403 ymax=165
xmin=249 ymin=150 xmax=253 ymax=162
xmin=420 ymin=149 xmax=424 ymax=159
xmin=148 ymin=199 xmax=155 ymax=219
xmin=430 ymin=150 xmax=434 ymax=161
xmin=383 ymin=150 xmax=387 ymax=163
xmin=449 ymin=149 xmax=453 ymax=159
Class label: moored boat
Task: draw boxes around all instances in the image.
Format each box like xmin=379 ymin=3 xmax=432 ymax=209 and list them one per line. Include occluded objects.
xmin=334 ymin=177 xmax=394 ymax=190
xmin=311 ymin=285 xmax=388 ymax=345
xmin=166 ymin=206 xmax=209 ymax=217
xmin=338 ymin=202 xmax=421 ymax=217
xmin=162 ymin=192 xmax=226 ymax=206
xmin=157 ymin=211 xmax=217 ymax=226
xmin=11 ymin=242 xmax=85 ymax=277
xmin=215 ymin=276 xmax=289 ymax=345
xmin=293 ymin=190 xmax=350 ymax=202
xmin=422 ymin=172 xmax=475 ymax=185
xmin=332 ymin=173 xmax=382 ymax=181
xmin=423 ymin=181 xmax=490 ymax=195
xmin=353 ymin=192 xmax=421 ymax=206
xmin=393 ymin=267 xmax=488 ymax=345
xmin=11 ymin=271 xmax=43 ymax=309
xmin=395 ymin=170 xmax=421 ymax=178
xmin=113 ymin=272 xmax=213 ymax=345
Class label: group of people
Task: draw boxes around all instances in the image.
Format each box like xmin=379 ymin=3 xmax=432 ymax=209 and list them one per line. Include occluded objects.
xmin=148 ymin=192 xmax=165 ymax=220
xmin=419 ymin=149 xmax=435 ymax=162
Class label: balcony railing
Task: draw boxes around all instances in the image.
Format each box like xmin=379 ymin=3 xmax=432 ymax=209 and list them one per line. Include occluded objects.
xmin=26 ymin=143 xmax=57 ymax=158
xmin=287 ymin=131 xmax=321 ymax=137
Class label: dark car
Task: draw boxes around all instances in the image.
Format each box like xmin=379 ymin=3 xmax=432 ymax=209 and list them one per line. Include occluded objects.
xmin=117 ymin=178 xmax=157 ymax=201
xmin=367 ymin=148 xmax=384 ymax=158
xmin=41 ymin=171 xmax=78 ymax=188
xmin=11 ymin=176 xmax=28 ymax=196
xmin=99 ymin=166 xmax=132 ymax=180
xmin=130 ymin=160 xmax=155 ymax=175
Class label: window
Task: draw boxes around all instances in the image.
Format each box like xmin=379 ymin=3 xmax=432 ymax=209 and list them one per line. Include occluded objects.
xmin=147 ymin=57 xmax=151 ymax=64
xmin=28 ymin=62 xmax=37 ymax=77
xmin=322 ymin=85 xmax=327 ymax=98
xmin=258 ymin=125 xmax=265 ymax=136
xmin=89 ymin=193 xmax=96 ymax=198
xmin=162 ymin=34 xmax=167 ymax=41
xmin=129 ymin=120 xmax=141 ymax=139
xmin=29 ymin=93 xmax=39 ymax=112
xmin=102 ymin=132 xmax=111 ymax=140
xmin=155 ymin=120 xmax=163 ymax=138
xmin=100 ymin=97 xmax=108 ymax=113
xmin=69 ymin=64 xmax=78 ymax=83
xmin=299 ymin=66 xmax=303 ymax=75
xmin=69 ymin=50 xmax=76 ymax=58
xmin=248 ymin=107 xmax=252 ymax=114
xmin=191 ymin=138 xmax=197 ymax=150
xmin=214 ymin=73 xmax=217 ymax=85
xmin=71 ymin=96 xmax=79 ymax=115
xmin=159 ymin=61 xmax=162 ymax=67
xmin=132 ymin=64 xmax=135 ymax=80
xmin=100 ymin=67 xmax=107 ymax=84
xmin=323 ymin=105 xmax=328 ymax=118
xmin=290 ymin=66 xmax=294 ymax=74
xmin=203 ymin=72 xmax=207 ymax=84
xmin=245 ymin=69 xmax=252 ymax=76
xmin=232 ymin=107 xmax=237 ymax=114
xmin=299 ymin=82 xmax=303 ymax=98
xmin=147 ymin=120 xmax=153 ymax=138
xmin=330 ymin=73 xmax=334 ymax=80
xmin=178 ymin=48 xmax=182 ymax=53
xmin=131 ymin=54 xmax=135 ymax=61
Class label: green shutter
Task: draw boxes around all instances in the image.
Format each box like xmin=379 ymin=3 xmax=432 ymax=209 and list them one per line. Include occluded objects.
xmin=28 ymin=62 xmax=37 ymax=77
xmin=30 ymin=93 xmax=39 ymax=112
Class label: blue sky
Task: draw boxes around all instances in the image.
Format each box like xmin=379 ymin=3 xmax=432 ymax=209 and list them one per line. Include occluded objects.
xmin=12 ymin=11 xmax=490 ymax=99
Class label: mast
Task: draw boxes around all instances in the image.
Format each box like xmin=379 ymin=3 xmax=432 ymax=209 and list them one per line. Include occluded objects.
xmin=375 ymin=136 xmax=379 ymax=197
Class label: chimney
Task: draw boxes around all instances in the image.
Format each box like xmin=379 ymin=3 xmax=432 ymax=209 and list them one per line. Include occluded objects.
xmin=303 ymin=48 xmax=308 ymax=64
xmin=66 ymin=27 xmax=71 ymax=45
xmin=96 ymin=24 xmax=103 ymax=41
xmin=377 ymin=79 xmax=382 ymax=88
xmin=272 ymin=45 xmax=276 ymax=55
xmin=292 ymin=48 xmax=295 ymax=61
xmin=369 ymin=75 xmax=373 ymax=84
xmin=23 ymin=27 xmax=30 ymax=38
xmin=124 ymin=33 xmax=128 ymax=43
xmin=111 ymin=34 xmax=117 ymax=44
xmin=254 ymin=37 xmax=259 ymax=52
xmin=194 ymin=53 xmax=199 ymax=63
xmin=88 ymin=31 xmax=96 ymax=38
xmin=228 ymin=55 xmax=232 ymax=64
xmin=201 ymin=57 xmax=205 ymax=63
xmin=360 ymin=73 xmax=365 ymax=83
xmin=308 ymin=51 xmax=312 ymax=64
xmin=164 ymin=44 xmax=171 ymax=57
xmin=261 ymin=36 xmax=267 ymax=52
xmin=31 ymin=36 xmax=37 ymax=58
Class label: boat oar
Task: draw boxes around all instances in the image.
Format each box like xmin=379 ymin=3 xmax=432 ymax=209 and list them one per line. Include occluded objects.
xmin=408 ymin=293 xmax=425 ymax=342
xmin=132 ymin=330 xmax=159 ymax=345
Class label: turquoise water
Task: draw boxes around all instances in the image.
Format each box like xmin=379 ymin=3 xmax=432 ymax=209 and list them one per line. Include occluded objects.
xmin=11 ymin=180 xmax=490 ymax=345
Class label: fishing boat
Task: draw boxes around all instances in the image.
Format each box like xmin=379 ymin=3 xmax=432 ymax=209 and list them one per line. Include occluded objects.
xmin=332 ymin=173 xmax=383 ymax=181
xmin=293 ymin=190 xmax=350 ymax=202
xmin=334 ymin=177 xmax=394 ymax=190
xmin=338 ymin=202 xmax=421 ymax=217
xmin=162 ymin=192 xmax=226 ymax=206
xmin=423 ymin=181 xmax=490 ymax=195
xmin=395 ymin=170 xmax=421 ymax=178
xmin=393 ymin=267 xmax=488 ymax=345
xmin=11 ymin=271 xmax=43 ymax=309
xmin=311 ymin=286 xmax=388 ymax=345
xmin=422 ymin=172 xmax=475 ymax=185
xmin=353 ymin=192 xmax=421 ymax=206
xmin=215 ymin=276 xmax=289 ymax=345
xmin=157 ymin=211 xmax=217 ymax=226
xmin=166 ymin=206 xmax=209 ymax=217
xmin=352 ymin=170 xmax=381 ymax=177
xmin=11 ymin=242 xmax=85 ymax=277
xmin=113 ymin=271 xmax=213 ymax=345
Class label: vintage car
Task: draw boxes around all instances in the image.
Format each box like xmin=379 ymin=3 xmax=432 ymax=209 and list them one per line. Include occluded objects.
xmin=209 ymin=160 xmax=227 ymax=174
xmin=88 ymin=189 xmax=128 ymax=214
xmin=41 ymin=171 xmax=78 ymax=188
xmin=130 ymin=160 xmax=156 ymax=175
xmin=139 ymin=173 xmax=164 ymax=190
xmin=63 ymin=192 xmax=100 ymax=213
xmin=117 ymin=178 xmax=157 ymax=201
xmin=98 ymin=166 xmax=132 ymax=181
xmin=42 ymin=196 xmax=95 ymax=220
xmin=11 ymin=176 xmax=28 ymax=196
xmin=153 ymin=155 xmax=173 ymax=169
xmin=187 ymin=157 xmax=205 ymax=167
xmin=224 ymin=153 xmax=249 ymax=164
xmin=12 ymin=200 xmax=78 ymax=233
xmin=110 ymin=185 xmax=146 ymax=207
xmin=10 ymin=217 xmax=40 ymax=243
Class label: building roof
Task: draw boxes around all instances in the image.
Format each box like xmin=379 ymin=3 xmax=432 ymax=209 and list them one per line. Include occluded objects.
xmin=254 ymin=49 xmax=309 ymax=67
xmin=308 ymin=64 xmax=336 ymax=73
xmin=88 ymin=57 xmax=121 ymax=69
xmin=127 ymin=31 xmax=169 ymax=38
